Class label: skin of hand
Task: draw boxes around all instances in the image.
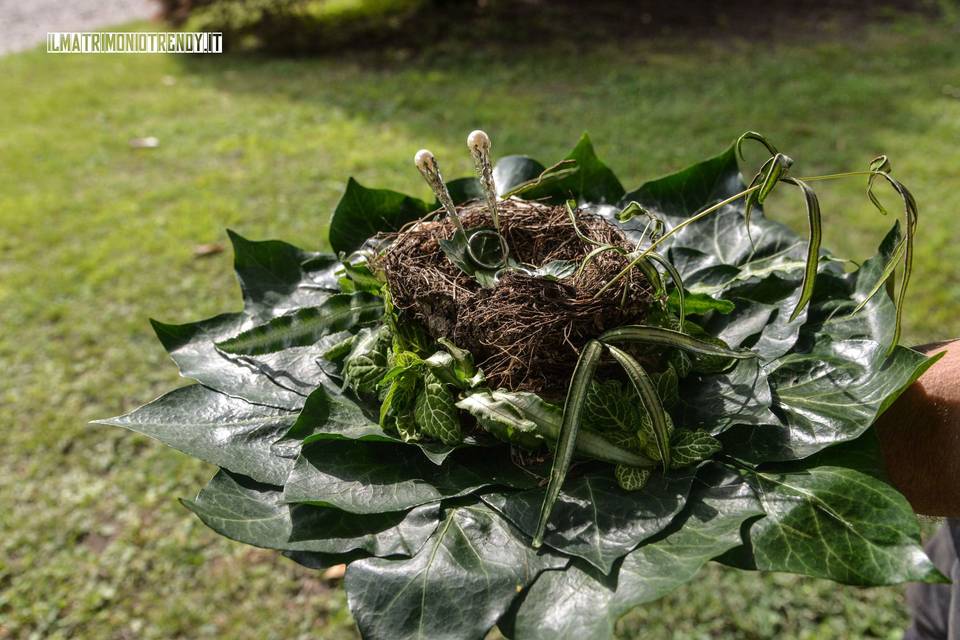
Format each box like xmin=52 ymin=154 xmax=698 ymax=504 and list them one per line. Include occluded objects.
xmin=876 ymin=341 xmax=960 ymax=517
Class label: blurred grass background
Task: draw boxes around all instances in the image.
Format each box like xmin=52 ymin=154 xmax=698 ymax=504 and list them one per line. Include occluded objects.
xmin=2 ymin=4 xmax=960 ymax=638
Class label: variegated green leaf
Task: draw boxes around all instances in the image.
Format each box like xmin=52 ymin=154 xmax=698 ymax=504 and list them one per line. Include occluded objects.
xmin=414 ymin=372 xmax=462 ymax=445
xmin=670 ymin=430 xmax=722 ymax=468
xmin=216 ymin=292 xmax=383 ymax=356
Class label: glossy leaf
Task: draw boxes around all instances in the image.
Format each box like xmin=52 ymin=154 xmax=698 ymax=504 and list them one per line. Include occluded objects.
xmin=216 ymin=292 xmax=383 ymax=355
xmin=94 ymin=384 xmax=297 ymax=485
xmin=151 ymin=312 xmax=331 ymax=410
xmin=484 ymin=468 xmax=697 ymax=572
xmin=722 ymin=337 xmax=942 ymax=462
xmin=746 ymin=465 xmax=944 ymax=585
xmin=345 ymin=502 xmax=565 ymax=640
xmin=677 ymin=357 xmax=778 ymax=435
xmin=534 ymin=339 xmax=603 ymax=547
xmin=508 ymin=464 xmax=763 ymax=640
xmin=283 ymin=440 xmax=534 ymax=513
xmin=279 ymin=385 xmax=384 ymax=447
xmin=328 ymin=177 xmax=430 ymax=255
xmin=492 ymin=155 xmax=548 ymax=195
xmin=184 ymin=470 xmax=439 ymax=556
xmin=227 ymin=230 xmax=340 ymax=321
xmin=519 ymin=134 xmax=625 ymax=204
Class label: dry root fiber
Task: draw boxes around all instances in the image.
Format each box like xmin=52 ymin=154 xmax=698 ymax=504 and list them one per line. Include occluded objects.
xmin=377 ymin=198 xmax=653 ymax=395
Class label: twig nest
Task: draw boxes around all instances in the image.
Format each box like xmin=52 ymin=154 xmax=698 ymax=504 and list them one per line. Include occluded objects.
xmin=377 ymin=199 xmax=654 ymax=395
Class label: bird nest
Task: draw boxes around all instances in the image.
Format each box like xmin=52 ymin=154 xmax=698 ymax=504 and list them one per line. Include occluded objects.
xmin=377 ymin=198 xmax=654 ymax=395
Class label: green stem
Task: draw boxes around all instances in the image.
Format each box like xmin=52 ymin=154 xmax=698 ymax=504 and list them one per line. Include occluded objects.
xmin=594 ymin=184 xmax=761 ymax=298
xmin=794 ymin=170 xmax=876 ymax=182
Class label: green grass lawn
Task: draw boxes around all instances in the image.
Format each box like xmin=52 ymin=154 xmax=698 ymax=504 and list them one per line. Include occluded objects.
xmin=2 ymin=11 xmax=959 ymax=639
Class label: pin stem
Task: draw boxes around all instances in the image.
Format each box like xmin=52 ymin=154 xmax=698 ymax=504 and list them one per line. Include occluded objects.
xmin=414 ymin=149 xmax=466 ymax=235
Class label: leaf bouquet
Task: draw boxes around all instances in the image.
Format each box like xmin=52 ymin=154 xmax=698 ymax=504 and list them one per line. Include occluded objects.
xmin=98 ymin=130 xmax=944 ymax=640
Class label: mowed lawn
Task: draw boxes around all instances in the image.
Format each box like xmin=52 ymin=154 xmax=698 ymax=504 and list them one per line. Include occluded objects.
xmin=2 ymin=12 xmax=959 ymax=640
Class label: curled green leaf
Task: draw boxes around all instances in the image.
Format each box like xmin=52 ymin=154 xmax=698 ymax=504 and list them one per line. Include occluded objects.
xmin=599 ymin=325 xmax=756 ymax=360
xmin=534 ymin=339 xmax=604 ymax=548
xmin=781 ymin=176 xmax=823 ymax=321
xmin=216 ymin=292 xmax=384 ymax=356
xmin=606 ymin=345 xmax=671 ymax=469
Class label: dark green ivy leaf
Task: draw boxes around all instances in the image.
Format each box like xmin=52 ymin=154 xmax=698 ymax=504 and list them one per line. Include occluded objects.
xmin=345 ymin=502 xmax=566 ymax=640
xmin=619 ymin=145 xmax=742 ymax=224
xmin=227 ymin=230 xmax=339 ymax=322
xmin=483 ymin=469 xmax=697 ymax=573
xmin=278 ymin=385 xmax=384 ymax=448
xmin=677 ymin=358 xmax=779 ymax=435
xmin=184 ymin=470 xmax=440 ymax=557
xmin=328 ymin=177 xmax=430 ymax=255
xmin=152 ymin=311 xmax=334 ymax=410
xmin=745 ymin=465 xmax=945 ymax=585
xmin=216 ymin=292 xmax=383 ymax=356
xmin=519 ymin=134 xmax=625 ymax=205
xmin=493 ymin=155 xmax=548 ymax=195
xmin=722 ymin=337 xmax=941 ymax=462
xmin=283 ymin=440 xmax=534 ymax=513
xmin=509 ymin=464 xmax=763 ymax=640
xmin=94 ymin=384 xmax=297 ymax=485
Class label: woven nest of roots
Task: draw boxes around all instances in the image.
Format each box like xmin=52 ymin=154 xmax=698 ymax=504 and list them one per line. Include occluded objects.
xmin=376 ymin=198 xmax=654 ymax=395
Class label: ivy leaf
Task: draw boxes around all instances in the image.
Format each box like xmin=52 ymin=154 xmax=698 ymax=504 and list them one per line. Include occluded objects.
xmin=216 ymin=292 xmax=383 ymax=356
xmin=619 ymin=145 xmax=743 ymax=226
xmin=278 ymin=385 xmax=385 ymax=448
xmin=670 ymin=430 xmax=722 ymax=468
xmin=442 ymin=176 xmax=484 ymax=206
xmin=483 ymin=469 xmax=697 ymax=573
xmin=328 ymin=177 xmax=430 ymax=255
xmin=279 ymin=386 xmax=467 ymax=467
xmin=745 ymin=465 xmax=945 ymax=585
xmin=804 ymin=222 xmax=901 ymax=350
xmin=414 ymin=372 xmax=462 ymax=445
xmin=509 ymin=463 xmax=763 ymax=640
xmin=677 ymin=358 xmax=778 ymax=435
xmin=93 ymin=384 xmax=297 ymax=485
xmin=519 ymin=134 xmax=625 ymax=204
xmin=344 ymin=502 xmax=565 ymax=640
xmin=283 ymin=441 xmax=535 ymax=514
xmin=492 ymin=155 xmax=547 ymax=195
xmin=722 ymin=337 xmax=942 ymax=462
xmin=227 ymin=230 xmax=339 ymax=321
xmin=183 ymin=470 xmax=440 ymax=557
xmin=152 ymin=311 xmax=335 ymax=410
